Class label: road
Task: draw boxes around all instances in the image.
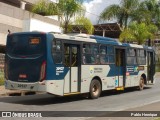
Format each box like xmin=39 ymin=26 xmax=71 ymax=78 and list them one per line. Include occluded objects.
xmin=0 ymin=75 xmax=160 ymax=120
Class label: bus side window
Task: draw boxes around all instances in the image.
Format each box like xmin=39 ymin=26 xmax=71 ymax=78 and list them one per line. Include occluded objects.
xmin=100 ymin=46 xmax=108 ymax=64
xmin=127 ymin=48 xmax=137 ymax=65
xmin=64 ymin=46 xmax=70 ymax=66
xmin=137 ymin=49 xmax=146 ymax=65
xmin=52 ymin=40 xmax=62 ymax=64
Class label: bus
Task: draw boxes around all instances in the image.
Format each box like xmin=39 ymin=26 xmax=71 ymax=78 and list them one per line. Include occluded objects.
xmin=4 ymin=32 xmax=155 ymax=99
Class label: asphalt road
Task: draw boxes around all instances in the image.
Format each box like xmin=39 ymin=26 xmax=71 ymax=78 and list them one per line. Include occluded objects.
xmin=0 ymin=75 xmax=160 ymax=120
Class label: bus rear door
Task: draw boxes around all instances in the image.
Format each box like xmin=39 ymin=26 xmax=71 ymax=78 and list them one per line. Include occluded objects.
xmin=115 ymin=48 xmax=126 ymax=90
xmin=147 ymin=51 xmax=155 ymax=83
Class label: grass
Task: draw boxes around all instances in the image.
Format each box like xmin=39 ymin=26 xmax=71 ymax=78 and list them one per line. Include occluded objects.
xmin=155 ymin=118 xmax=160 ymax=120
xmin=0 ymin=71 xmax=4 ymax=86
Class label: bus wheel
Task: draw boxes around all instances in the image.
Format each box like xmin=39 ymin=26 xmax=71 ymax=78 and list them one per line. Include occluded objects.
xmin=89 ymin=79 xmax=102 ymax=99
xmin=139 ymin=76 xmax=144 ymax=90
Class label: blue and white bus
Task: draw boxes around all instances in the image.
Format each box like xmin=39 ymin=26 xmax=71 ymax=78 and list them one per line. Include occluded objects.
xmin=5 ymin=32 xmax=155 ymax=99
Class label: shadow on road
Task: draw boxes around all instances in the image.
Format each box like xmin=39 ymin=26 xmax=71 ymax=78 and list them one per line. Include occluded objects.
xmin=0 ymin=87 xmax=152 ymax=106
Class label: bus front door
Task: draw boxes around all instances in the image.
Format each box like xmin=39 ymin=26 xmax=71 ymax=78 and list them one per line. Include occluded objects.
xmin=64 ymin=44 xmax=81 ymax=93
xmin=115 ymin=49 xmax=126 ymax=89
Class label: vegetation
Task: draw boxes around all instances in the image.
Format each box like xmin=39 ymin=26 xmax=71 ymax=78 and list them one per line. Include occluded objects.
xmin=120 ymin=22 xmax=158 ymax=44
xmin=74 ymin=16 xmax=94 ymax=34
xmin=99 ymin=0 xmax=160 ymax=45
xmin=99 ymin=0 xmax=140 ymax=28
xmin=0 ymin=71 xmax=4 ymax=86
xmin=32 ymin=0 xmax=85 ymax=33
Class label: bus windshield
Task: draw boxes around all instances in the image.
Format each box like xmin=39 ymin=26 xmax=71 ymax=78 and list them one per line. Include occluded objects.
xmin=7 ymin=34 xmax=45 ymax=56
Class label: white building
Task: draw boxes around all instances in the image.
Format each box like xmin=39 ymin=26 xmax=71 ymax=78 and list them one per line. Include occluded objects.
xmin=0 ymin=0 xmax=61 ymax=46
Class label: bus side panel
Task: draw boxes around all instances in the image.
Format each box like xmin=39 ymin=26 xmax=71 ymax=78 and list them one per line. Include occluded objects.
xmin=46 ymin=34 xmax=69 ymax=96
xmin=125 ymin=65 xmax=147 ymax=87
xmin=81 ymin=65 xmax=116 ymax=93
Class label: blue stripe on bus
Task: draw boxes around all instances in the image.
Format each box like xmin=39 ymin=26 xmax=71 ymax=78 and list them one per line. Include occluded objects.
xmin=107 ymin=64 xmax=123 ymax=77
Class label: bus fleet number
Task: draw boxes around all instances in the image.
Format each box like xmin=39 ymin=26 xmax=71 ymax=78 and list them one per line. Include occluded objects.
xmin=17 ymin=84 xmax=27 ymax=88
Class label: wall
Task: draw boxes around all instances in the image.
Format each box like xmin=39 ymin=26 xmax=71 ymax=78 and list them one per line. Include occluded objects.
xmin=0 ymin=2 xmax=61 ymax=45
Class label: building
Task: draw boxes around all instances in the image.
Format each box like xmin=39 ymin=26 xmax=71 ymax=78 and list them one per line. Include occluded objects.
xmin=0 ymin=0 xmax=61 ymax=47
xmin=70 ymin=23 xmax=121 ymax=39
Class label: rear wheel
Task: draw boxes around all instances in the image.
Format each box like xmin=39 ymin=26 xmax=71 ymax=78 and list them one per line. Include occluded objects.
xmin=89 ymin=79 xmax=102 ymax=99
xmin=139 ymin=76 xmax=144 ymax=90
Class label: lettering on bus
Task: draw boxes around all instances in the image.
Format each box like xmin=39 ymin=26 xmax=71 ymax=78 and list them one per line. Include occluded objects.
xmin=56 ymin=67 xmax=64 ymax=75
xmin=94 ymin=68 xmax=103 ymax=73
xmin=127 ymin=66 xmax=138 ymax=73
xmin=90 ymin=66 xmax=103 ymax=76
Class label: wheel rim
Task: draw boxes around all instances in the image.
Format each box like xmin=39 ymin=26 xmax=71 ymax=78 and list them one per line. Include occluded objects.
xmin=92 ymin=84 xmax=99 ymax=96
xmin=140 ymin=77 xmax=144 ymax=90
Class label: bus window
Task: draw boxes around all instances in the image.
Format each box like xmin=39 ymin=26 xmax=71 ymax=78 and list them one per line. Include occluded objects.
xmin=107 ymin=46 xmax=114 ymax=55
xmin=100 ymin=55 xmax=108 ymax=64
xmin=83 ymin=44 xmax=91 ymax=54
xmin=52 ymin=40 xmax=62 ymax=64
xmin=64 ymin=46 xmax=70 ymax=66
xmin=7 ymin=35 xmax=44 ymax=56
xmin=100 ymin=46 xmax=107 ymax=64
xmin=137 ymin=49 xmax=146 ymax=65
xmin=83 ymin=44 xmax=99 ymax=64
xmin=127 ymin=48 xmax=137 ymax=65
xmin=71 ymin=47 xmax=77 ymax=66
xmin=100 ymin=46 xmax=107 ymax=54
xmin=91 ymin=45 xmax=99 ymax=54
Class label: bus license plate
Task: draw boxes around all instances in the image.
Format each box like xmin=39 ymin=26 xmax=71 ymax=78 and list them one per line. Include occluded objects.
xmin=17 ymin=84 xmax=27 ymax=88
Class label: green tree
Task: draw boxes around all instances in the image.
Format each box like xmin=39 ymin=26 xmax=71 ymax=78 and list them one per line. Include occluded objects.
xmin=73 ymin=16 xmax=94 ymax=34
xmin=99 ymin=0 xmax=140 ymax=28
xmin=140 ymin=0 xmax=160 ymax=27
xmin=32 ymin=0 xmax=85 ymax=33
xmin=119 ymin=22 xmax=158 ymax=45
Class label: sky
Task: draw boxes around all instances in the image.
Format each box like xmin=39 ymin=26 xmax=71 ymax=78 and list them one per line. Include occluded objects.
xmin=50 ymin=0 xmax=120 ymax=24
xmin=83 ymin=0 xmax=120 ymax=24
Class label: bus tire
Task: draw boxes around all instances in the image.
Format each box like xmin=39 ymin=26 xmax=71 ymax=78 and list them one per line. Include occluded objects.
xmin=89 ymin=79 xmax=102 ymax=99
xmin=139 ymin=76 xmax=144 ymax=90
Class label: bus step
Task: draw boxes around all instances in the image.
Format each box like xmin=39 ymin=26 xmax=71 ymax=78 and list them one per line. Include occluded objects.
xmin=64 ymin=92 xmax=81 ymax=96
xmin=116 ymin=87 xmax=124 ymax=91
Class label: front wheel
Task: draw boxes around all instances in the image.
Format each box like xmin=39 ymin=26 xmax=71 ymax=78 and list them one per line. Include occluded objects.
xmin=89 ymin=79 xmax=102 ymax=99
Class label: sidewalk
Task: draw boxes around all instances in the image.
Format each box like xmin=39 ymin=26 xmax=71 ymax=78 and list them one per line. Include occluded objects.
xmin=0 ymin=85 xmax=36 ymax=96
xmin=0 ymin=85 xmax=7 ymax=96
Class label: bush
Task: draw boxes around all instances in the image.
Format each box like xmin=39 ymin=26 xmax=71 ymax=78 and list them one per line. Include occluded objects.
xmin=156 ymin=64 xmax=160 ymax=72
xmin=0 ymin=72 xmax=4 ymax=86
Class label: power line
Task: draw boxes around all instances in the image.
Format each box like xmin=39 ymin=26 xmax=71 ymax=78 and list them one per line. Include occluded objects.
xmin=85 ymin=10 xmax=100 ymax=17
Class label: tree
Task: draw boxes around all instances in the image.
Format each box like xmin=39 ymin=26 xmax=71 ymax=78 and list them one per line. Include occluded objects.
xmin=32 ymin=0 xmax=85 ymax=33
xmin=119 ymin=22 xmax=158 ymax=45
xmin=73 ymin=16 xmax=94 ymax=34
xmin=99 ymin=0 xmax=140 ymax=28
xmin=140 ymin=0 xmax=160 ymax=27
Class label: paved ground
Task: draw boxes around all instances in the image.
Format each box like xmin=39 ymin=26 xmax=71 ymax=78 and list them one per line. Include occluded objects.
xmin=0 ymin=73 xmax=159 ymax=120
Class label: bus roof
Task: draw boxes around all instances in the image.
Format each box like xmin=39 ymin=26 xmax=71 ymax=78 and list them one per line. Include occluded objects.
xmin=52 ymin=33 xmax=122 ymax=45
xmin=8 ymin=32 xmax=154 ymax=51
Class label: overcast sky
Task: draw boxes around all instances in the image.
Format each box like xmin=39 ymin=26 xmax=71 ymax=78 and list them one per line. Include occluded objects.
xmin=83 ymin=0 xmax=120 ymax=24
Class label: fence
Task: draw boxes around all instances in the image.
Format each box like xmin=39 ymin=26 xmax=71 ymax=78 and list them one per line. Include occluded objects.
xmin=0 ymin=53 xmax=4 ymax=86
